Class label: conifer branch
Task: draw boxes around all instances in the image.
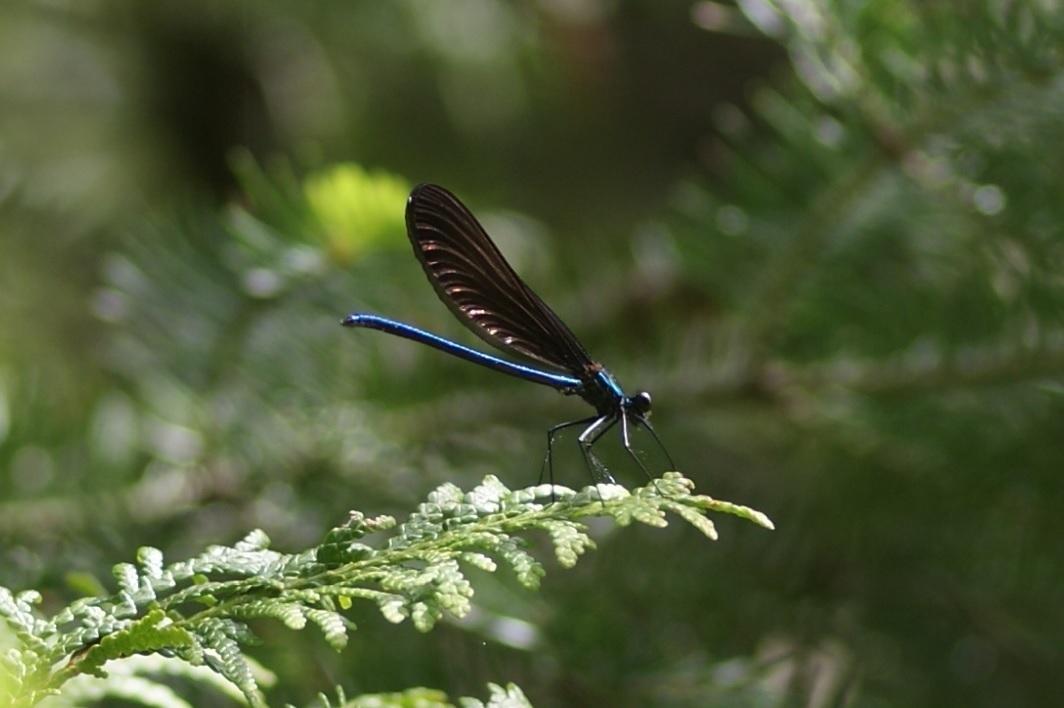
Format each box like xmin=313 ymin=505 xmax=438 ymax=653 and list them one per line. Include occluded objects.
xmin=0 ymin=473 xmax=771 ymax=707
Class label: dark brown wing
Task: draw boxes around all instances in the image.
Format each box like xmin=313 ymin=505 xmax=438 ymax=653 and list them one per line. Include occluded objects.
xmin=405 ymin=183 xmax=595 ymax=374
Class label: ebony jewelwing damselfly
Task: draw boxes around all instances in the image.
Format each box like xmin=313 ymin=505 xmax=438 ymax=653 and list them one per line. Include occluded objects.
xmin=342 ymin=183 xmax=674 ymax=489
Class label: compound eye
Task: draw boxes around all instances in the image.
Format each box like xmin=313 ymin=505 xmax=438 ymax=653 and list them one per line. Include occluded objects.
xmin=630 ymin=391 xmax=652 ymax=417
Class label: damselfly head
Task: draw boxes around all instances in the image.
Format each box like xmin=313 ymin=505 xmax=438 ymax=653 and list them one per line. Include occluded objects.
xmin=629 ymin=391 xmax=652 ymax=418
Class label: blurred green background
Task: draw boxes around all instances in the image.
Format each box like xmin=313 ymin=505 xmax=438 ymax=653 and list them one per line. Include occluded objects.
xmin=2 ymin=0 xmax=1063 ymax=705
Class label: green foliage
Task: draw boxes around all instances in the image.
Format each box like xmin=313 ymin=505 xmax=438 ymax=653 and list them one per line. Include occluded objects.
xmin=303 ymin=163 xmax=411 ymax=264
xmin=2 ymin=0 xmax=1063 ymax=706
xmin=663 ymin=1 xmax=1064 ymax=705
xmin=0 ymin=474 xmax=769 ymax=706
xmin=306 ymin=682 xmax=531 ymax=708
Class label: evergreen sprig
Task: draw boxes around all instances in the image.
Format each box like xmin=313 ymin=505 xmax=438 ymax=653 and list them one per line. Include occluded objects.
xmin=0 ymin=473 xmax=771 ymax=707
xmin=307 ymin=681 xmax=532 ymax=708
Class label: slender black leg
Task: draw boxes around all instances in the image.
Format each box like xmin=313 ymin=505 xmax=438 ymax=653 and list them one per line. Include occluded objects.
xmin=540 ymin=415 xmax=599 ymax=490
xmin=577 ymin=414 xmax=619 ymax=485
xmin=538 ymin=410 xmax=677 ymax=499
xmin=617 ymin=412 xmax=654 ymax=481
xmin=636 ymin=416 xmax=676 ymax=471
xmin=623 ymin=415 xmax=671 ymax=495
